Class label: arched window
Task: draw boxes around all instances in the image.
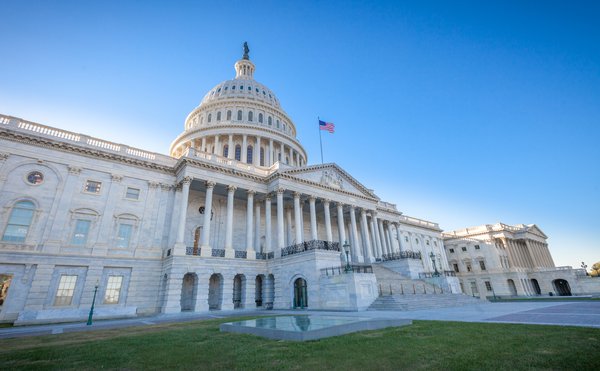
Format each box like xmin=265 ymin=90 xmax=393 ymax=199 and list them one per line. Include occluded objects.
xmin=2 ymin=200 xmax=35 ymax=242
xmin=248 ymin=111 xmax=253 ymax=122
xmin=227 ymin=110 xmax=232 ymax=120
xmin=286 ymin=156 xmax=289 ymax=165
xmin=223 ymin=144 xmax=229 ymax=158
xmin=260 ymin=147 xmax=265 ymax=166
xmin=268 ymin=116 xmax=272 ymax=125
xmin=235 ymin=145 xmax=241 ymax=161
xmin=258 ymin=113 xmax=263 ymax=123
xmin=247 ymin=145 xmax=253 ymax=164
xmin=237 ymin=110 xmax=242 ymax=121
xmin=216 ymin=112 xmax=221 ymax=121
xmin=208 ymin=113 xmax=212 ymax=123
xmin=276 ymin=120 xmax=280 ymax=128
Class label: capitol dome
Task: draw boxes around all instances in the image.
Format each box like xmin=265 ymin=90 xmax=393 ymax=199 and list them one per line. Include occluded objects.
xmin=170 ymin=44 xmax=307 ymax=168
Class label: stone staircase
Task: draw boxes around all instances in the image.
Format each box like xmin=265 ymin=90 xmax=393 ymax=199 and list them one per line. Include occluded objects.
xmin=368 ymin=264 xmax=483 ymax=311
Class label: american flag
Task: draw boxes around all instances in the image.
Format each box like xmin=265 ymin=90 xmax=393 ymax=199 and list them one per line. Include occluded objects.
xmin=319 ymin=120 xmax=335 ymax=133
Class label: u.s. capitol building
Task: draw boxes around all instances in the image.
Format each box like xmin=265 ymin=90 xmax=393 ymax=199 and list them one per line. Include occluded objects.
xmin=0 ymin=46 xmax=593 ymax=325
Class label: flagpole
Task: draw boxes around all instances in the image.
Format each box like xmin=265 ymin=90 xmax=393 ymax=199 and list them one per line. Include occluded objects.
xmin=318 ymin=117 xmax=324 ymax=164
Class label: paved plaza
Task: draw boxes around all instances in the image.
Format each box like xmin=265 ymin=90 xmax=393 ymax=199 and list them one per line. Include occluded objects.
xmin=0 ymin=300 xmax=598 ymax=340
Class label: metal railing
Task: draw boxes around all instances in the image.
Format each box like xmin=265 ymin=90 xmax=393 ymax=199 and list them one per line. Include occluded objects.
xmin=185 ymin=246 xmax=201 ymax=256
xmin=381 ymin=250 xmax=422 ymax=261
xmin=211 ymin=249 xmax=225 ymax=257
xmin=255 ymin=252 xmax=275 ymax=260
xmin=321 ymin=264 xmax=374 ymax=276
xmin=281 ymin=240 xmax=340 ymax=257
xmin=235 ymin=250 xmax=247 ymax=259
xmin=419 ymin=270 xmax=456 ymax=278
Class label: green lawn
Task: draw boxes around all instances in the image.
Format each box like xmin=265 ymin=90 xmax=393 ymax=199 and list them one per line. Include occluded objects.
xmin=1 ymin=318 xmax=598 ymax=370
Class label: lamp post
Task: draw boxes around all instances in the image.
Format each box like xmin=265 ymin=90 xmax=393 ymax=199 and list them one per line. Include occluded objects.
xmin=343 ymin=241 xmax=353 ymax=272
xmin=581 ymin=262 xmax=588 ymax=275
xmin=87 ymin=280 xmax=99 ymax=326
xmin=429 ymin=252 xmax=440 ymax=277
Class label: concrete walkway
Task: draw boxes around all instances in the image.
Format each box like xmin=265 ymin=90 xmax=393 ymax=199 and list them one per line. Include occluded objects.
xmin=1 ymin=301 xmax=598 ymax=339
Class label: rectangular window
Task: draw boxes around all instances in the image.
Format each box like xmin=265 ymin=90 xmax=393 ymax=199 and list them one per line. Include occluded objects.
xmin=461 ymin=246 xmax=467 ymax=252
xmin=71 ymin=219 xmax=91 ymax=245
xmin=84 ymin=180 xmax=102 ymax=194
xmin=485 ymin=281 xmax=493 ymax=291
xmin=479 ymin=261 xmax=487 ymax=271
xmin=466 ymin=263 xmax=472 ymax=272
xmin=453 ymin=263 xmax=459 ymax=273
xmin=449 ymin=248 xmax=455 ymax=253
xmin=474 ymin=245 xmax=480 ymax=250
xmin=116 ymin=223 xmax=133 ymax=248
xmin=104 ymin=275 xmax=123 ymax=304
xmin=54 ymin=275 xmax=77 ymax=306
xmin=125 ymin=187 xmax=140 ymax=200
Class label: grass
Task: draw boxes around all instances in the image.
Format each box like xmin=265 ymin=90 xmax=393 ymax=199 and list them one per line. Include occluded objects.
xmin=1 ymin=317 xmax=598 ymax=370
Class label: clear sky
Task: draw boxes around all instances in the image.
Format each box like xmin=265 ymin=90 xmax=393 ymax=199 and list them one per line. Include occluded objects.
xmin=1 ymin=1 xmax=598 ymax=269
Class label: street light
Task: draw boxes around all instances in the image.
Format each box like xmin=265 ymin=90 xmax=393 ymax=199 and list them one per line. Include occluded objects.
xmin=87 ymin=280 xmax=99 ymax=326
xmin=343 ymin=241 xmax=353 ymax=272
xmin=429 ymin=252 xmax=440 ymax=277
xmin=581 ymin=261 xmax=588 ymax=275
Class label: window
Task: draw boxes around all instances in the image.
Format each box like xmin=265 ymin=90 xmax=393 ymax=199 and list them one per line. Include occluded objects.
xmin=258 ymin=113 xmax=263 ymax=123
xmin=466 ymin=263 xmax=472 ymax=272
xmin=479 ymin=261 xmax=486 ymax=271
xmin=268 ymin=116 xmax=272 ymax=125
xmin=237 ymin=110 xmax=242 ymax=121
xmin=223 ymin=144 xmax=229 ymax=158
xmin=247 ymin=145 xmax=253 ymax=164
xmin=426 ymin=240 xmax=430 ymax=245
xmin=485 ymin=281 xmax=493 ymax=292
xmin=232 ymin=85 xmax=236 ymax=90
xmin=461 ymin=246 xmax=467 ymax=252
xmin=248 ymin=86 xmax=251 ymax=91
xmin=240 ymin=85 xmax=244 ymax=90
xmin=248 ymin=111 xmax=253 ymax=122
xmin=104 ymin=275 xmax=123 ymax=304
xmin=2 ymin=201 xmax=35 ymax=242
xmin=207 ymin=113 xmax=212 ymax=123
xmin=216 ymin=112 xmax=221 ymax=121
xmin=404 ymin=236 xmax=409 ymax=242
xmin=26 ymin=171 xmax=44 ymax=185
xmin=474 ymin=244 xmax=480 ymax=250
xmin=54 ymin=275 xmax=77 ymax=306
xmin=226 ymin=110 xmax=232 ymax=120
xmin=71 ymin=219 xmax=91 ymax=245
xmin=125 ymin=187 xmax=140 ymax=200
xmin=453 ymin=263 xmax=459 ymax=273
xmin=276 ymin=120 xmax=280 ymax=128
xmin=116 ymin=223 xmax=133 ymax=248
xmin=85 ymin=180 xmax=102 ymax=194
xmin=415 ymin=238 xmax=419 ymax=244
xmin=260 ymin=147 xmax=265 ymax=166
xmin=449 ymin=248 xmax=455 ymax=253
xmin=235 ymin=145 xmax=241 ymax=161
xmin=434 ymin=241 xmax=438 ymax=246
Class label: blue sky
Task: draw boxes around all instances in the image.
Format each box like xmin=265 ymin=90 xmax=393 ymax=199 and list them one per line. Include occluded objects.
xmin=1 ymin=1 xmax=598 ymax=269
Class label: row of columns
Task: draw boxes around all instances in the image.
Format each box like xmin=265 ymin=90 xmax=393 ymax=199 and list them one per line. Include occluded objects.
xmin=190 ymin=134 xmax=305 ymax=167
xmin=174 ymin=180 xmax=407 ymax=263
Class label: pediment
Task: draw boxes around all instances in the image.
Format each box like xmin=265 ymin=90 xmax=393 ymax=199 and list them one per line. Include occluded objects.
xmin=280 ymin=163 xmax=379 ymax=199
xmin=525 ymin=224 xmax=547 ymax=238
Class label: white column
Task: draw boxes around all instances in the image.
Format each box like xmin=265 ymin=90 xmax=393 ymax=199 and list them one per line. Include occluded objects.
xmin=256 ymin=135 xmax=262 ymax=165
xmin=280 ymin=142 xmax=285 ymax=163
xmin=336 ymin=203 xmax=348 ymax=263
xmin=293 ymin=192 xmax=303 ymax=244
xmin=227 ymin=135 xmax=234 ymax=159
xmin=309 ymin=196 xmax=318 ymax=241
xmin=386 ymin=223 xmax=395 ymax=255
xmin=224 ymin=185 xmax=236 ymax=253
xmin=276 ymin=188 xmax=285 ymax=256
xmin=200 ymin=181 xmax=215 ymax=256
xmin=289 ymin=148 xmax=294 ymax=166
xmin=370 ymin=213 xmax=382 ymax=258
xmin=268 ymin=139 xmax=273 ymax=166
xmin=242 ymin=134 xmax=248 ymax=163
xmin=175 ymin=177 xmax=191 ymax=253
xmin=378 ymin=220 xmax=388 ymax=256
xmin=201 ymin=137 xmax=206 ymax=153
xmin=265 ymin=196 xmax=272 ymax=254
xmin=285 ymin=207 xmax=293 ymax=245
xmin=214 ymin=135 xmax=220 ymax=154
xmin=360 ymin=209 xmax=373 ymax=262
xmin=349 ymin=206 xmax=362 ymax=263
xmin=392 ymin=223 xmax=401 ymax=253
xmin=255 ymin=200 xmax=261 ymax=253
xmin=246 ymin=190 xmax=255 ymax=259
xmin=323 ymin=199 xmax=333 ymax=242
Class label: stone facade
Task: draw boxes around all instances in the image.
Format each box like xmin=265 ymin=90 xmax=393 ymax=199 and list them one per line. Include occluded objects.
xmin=443 ymin=223 xmax=600 ymax=297
xmin=0 ymin=49 xmax=453 ymax=325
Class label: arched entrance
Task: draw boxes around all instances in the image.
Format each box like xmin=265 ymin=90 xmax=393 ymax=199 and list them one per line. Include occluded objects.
xmin=208 ymin=274 xmax=223 ymax=310
xmin=181 ymin=273 xmax=197 ymax=311
xmin=531 ymin=279 xmax=541 ymax=295
xmin=233 ymin=274 xmax=245 ymax=309
xmin=553 ymin=279 xmax=572 ymax=296
xmin=507 ymin=279 xmax=518 ymax=296
xmin=266 ymin=274 xmax=275 ymax=309
xmin=293 ymin=278 xmax=308 ymax=308
xmin=255 ymin=275 xmax=264 ymax=308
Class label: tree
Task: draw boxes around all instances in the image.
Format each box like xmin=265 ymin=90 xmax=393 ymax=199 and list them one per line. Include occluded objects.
xmin=590 ymin=262 xmax=600 ymax=277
